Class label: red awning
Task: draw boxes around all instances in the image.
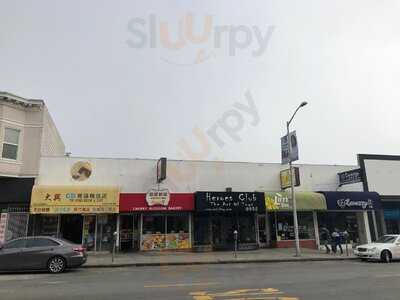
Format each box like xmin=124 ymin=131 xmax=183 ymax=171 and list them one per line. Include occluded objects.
xmin=120 ymin=193 xmax=194 ymax=212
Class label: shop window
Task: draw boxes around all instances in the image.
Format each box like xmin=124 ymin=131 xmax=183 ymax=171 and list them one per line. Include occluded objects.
xmin=317 ymin=212 xmax=359 ymax=244
xmin=167 ymin=215 xmax=189 ymax=233
xmin=274 ymin=212 xmax=315 ymax=241
xmin=143 ymin=215 xmax=165 ymax=234
xmin=2 ymin=128 xmax=20 ymax=160
xmin=141 ymin=214 xmax=190 ymax=250
xmin=30 ymin=215 xmax=59 ymax=237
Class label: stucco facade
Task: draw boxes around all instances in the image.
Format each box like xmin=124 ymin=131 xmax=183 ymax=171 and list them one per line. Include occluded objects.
xmin=0 ymin=92 xmax=65 ymax=177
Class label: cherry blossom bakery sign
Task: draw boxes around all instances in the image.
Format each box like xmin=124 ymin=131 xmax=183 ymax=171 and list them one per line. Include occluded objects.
xmin=120 ymin=193 xmax=194 ymax=212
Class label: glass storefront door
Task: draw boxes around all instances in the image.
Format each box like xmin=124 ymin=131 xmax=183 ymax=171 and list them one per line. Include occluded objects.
xmin=96 ymin=215 xmax=117 ymax=252
xmin=83 ymin=215 xmax=96 ymax=251
xmin=119 ymin=214 xmax=140 ymax=251
xmin=257 ymin=215 xmax=267 ymax=246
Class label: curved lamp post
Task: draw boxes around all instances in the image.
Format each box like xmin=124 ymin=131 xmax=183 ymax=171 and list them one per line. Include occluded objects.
xmin=287 ymin=101 xmax=308 ymax=257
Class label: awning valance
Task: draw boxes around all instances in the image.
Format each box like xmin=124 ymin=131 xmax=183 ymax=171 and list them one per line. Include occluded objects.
xmin=264 ymin=192 xmax=327 ymax=211
xmin=30 ymin=185 xmax=120 ymax=214
xmin=320 ymin=191 xmax=381 ymax=211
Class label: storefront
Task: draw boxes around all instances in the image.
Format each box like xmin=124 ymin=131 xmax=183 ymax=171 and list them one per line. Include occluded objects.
xmin=318 ymin=191 xmax=381 ymax=245
xmin=119 ymin=192 xmax=194 ymax=251
xmin=0 ymin=178 xmax=34 ymax=243
xmin=194 ymin=191 xmax=264 ymax=251
xmin=382 ymin=202 xmax=400 ymax=234
xmin=29 ymin=185 xmax=119 ymax=251
xmin=264 ymin=192 xmax=327 ymax=249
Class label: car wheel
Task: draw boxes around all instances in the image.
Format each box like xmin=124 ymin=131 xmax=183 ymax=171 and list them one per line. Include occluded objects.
xmin=381 ymin=250 xmax=392 ymax=263
xmin=47 ymin=256 xmax=66 ymax=273
xmin=361 ymin=258 xmax=368 ymax=262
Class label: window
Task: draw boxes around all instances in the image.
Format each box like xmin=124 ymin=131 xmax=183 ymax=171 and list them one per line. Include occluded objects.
xmin=3 ymin=239 xmax=26 ymax=249
xmin=143 ymin=215 xmax=165 ymax=234
xmin=2 ymin=128 xmax=20 ymax=160
xmin=274 ymin=212 xmax=315 ymax=241
xmin=26 ymin=238 xmax=60 ymax=248
xmin=167 ymin=215 xmax=189 ymax=233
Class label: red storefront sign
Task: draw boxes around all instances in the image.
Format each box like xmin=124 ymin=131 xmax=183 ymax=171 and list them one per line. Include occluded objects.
xmin=120 ymin=193 xmax=194 ymax=212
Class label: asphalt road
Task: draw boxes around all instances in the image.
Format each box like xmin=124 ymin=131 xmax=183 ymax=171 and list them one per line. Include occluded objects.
xmin=1 ymin=260 xmax=400 ymax=300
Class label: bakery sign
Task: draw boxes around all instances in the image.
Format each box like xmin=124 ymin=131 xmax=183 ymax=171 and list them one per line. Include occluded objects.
xmin=146 ymin=189 xmax=170 ymax=207
xmin=119 ymin=193 xmax=194 ymax=212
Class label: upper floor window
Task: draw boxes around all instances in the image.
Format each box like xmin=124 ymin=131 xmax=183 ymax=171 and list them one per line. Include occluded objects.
xmin=2 ymin=128 xmax=20 ymax=160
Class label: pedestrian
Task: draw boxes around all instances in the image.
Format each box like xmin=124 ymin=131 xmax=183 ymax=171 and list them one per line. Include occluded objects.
xmin=319 ymin=227 xmax=331 ymax=254
xmin=332 ymin=228 xmax=343 ymax=255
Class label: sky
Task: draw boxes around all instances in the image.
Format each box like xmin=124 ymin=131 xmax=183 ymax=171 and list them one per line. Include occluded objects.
xmin=1 ymin=0 xmax=399 ymax=165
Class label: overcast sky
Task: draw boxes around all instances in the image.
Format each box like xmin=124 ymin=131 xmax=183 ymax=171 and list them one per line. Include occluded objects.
xmin=1 ymin=1 xmax=399 ymax=165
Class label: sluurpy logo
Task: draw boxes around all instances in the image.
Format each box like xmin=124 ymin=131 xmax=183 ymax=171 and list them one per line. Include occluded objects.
xmin=126 ymin=13 xmax=275 ymax=66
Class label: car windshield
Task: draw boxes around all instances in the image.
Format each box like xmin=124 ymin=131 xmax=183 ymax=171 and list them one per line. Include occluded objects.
xmin=375 ymin=236 xmax=398 ymax=243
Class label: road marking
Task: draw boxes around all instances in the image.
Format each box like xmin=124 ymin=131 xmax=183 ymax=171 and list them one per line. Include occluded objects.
xmin=375 ymin=274 xmax=400 ymax=278
xmin=190 ymin=288 xmax=299 ymax=300
xmin=144 ymin=282 xmax=219 ymax=288
xmin=43 ymin=281 xmax=66 ymax=285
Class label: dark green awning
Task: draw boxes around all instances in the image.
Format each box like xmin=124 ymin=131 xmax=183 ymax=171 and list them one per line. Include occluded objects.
xmin=264 ymin=192 xmax=327 ymax=211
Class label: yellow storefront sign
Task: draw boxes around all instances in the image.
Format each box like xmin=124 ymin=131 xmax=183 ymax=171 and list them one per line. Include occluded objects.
xmin=30 ymin=186 xmax=120 ymax=214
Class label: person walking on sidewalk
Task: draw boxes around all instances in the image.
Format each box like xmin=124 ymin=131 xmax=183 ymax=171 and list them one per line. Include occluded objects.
xmin=319 ymin=227 xmax=331 ymax=254
xmin=332 ymin=228 xmax=343 ymax=255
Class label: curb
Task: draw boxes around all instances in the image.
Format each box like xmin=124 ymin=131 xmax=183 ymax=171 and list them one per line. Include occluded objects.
xmin=82 ymin=257 xmax=358 ymax=269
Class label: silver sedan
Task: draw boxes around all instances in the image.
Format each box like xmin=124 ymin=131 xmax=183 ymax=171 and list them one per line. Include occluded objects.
xmin=0 ymin=236 xmax=87 ymax=273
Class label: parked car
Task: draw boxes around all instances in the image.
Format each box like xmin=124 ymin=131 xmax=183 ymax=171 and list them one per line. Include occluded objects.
xmin=0 ymin=236 xmax=87 ymax=273
xmin=354 ymin=234 xmax=400 ymax=263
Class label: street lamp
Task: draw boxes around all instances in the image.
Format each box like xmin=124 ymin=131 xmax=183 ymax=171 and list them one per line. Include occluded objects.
xmin=287 ymin=101 xmax=308 ymax=257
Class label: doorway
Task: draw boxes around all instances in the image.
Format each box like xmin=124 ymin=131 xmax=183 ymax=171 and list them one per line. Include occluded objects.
xmin=257 ymin=215 xmax=267 ymax=247
xmin=211 ymin=215 xmax=236 ymax=250
xmin=60 ymin=215 xmax=83 ymax=244
xmin=119 ymin=214 xmax=140 ymax=251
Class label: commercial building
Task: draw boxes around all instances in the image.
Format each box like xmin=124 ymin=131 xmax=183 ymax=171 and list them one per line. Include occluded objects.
xmin=0 ymin=92 xmax=65 ymax=244
xmin=358 ymin=154 xmax=400 ymax=237
xmin=29 ymin=156 xmax=380 ymax=252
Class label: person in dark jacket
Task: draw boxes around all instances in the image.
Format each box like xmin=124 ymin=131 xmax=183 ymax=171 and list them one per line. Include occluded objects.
xmin=332 ymin=228 xmax=343 ymax=255
xmin=319 ymin=227 xmax=331 ymax=254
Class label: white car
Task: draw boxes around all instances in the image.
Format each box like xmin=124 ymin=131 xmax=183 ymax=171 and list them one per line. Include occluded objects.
xmin=354 ymin=235 xmax=400 ymax=263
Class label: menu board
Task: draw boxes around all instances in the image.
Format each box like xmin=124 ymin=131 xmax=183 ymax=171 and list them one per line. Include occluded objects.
xmin=195 ymin=192 xmax=264 ymax=213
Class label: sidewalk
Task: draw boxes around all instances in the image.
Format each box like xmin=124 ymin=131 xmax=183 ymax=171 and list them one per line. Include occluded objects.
xmin=84 ymin=248 xmax=357 ymax=268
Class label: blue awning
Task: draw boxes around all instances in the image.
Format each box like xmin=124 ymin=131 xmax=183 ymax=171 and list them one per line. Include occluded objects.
xmin=319 ymin=192 xmax=381 ymax=211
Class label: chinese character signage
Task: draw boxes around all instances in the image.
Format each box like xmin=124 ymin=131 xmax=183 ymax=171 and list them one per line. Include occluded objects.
xmin=195 ymin=192 xmax=264 ymax=213
xmin=338 ymin=168 xmax=362 ymax=186
xmin=30 ymin=186 xmax=120 ymax=214
xmin=146 ymin=188 xmax=170 ymax=206
xmin=281 ymin=131 xmax=299 ymax=164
